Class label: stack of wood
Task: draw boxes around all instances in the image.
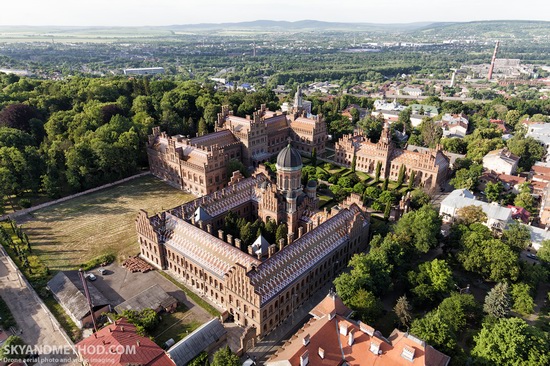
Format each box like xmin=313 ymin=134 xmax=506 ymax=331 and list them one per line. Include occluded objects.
xmin=122 ymin=256 xmax=154 ymax=273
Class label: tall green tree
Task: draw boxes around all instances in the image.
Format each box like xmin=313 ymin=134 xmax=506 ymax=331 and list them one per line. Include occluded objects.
xmin=394 ymin=295 xmax=412 ymax=328
xmin=483 ymin=282 xmax=511 ymax=318
xmin=511 ymin=283 xmax=535 ymax=315
xmin=396 ymin=165 xmax=405 ymax=187
xmin=211 ymin=346 xmax=240 ymax=366
xmin=472 ymin=317 xmax=550 ymax=366
xmin=374 ymin=161 xmax=382 ymax=183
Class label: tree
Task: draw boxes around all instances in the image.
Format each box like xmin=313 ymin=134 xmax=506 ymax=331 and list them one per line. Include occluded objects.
xmin=441 ymin=137 xmax=467 ymax=154
xmin=515 ymin=189 xmax=536 ymax=214
xmin=374 ymin=161 xmax=382 ymax=183
xmin=351 ymin=153 xmax=356 ymax=173
xmin=437 ymin=293 xmax=480 ymax=333
xmin=456 ymin=205 xmax=487 ymax=225
xmin=197 ymin=117 xmax=207 ymax=136
xmin=450 ymin=164 xmax=483 ymax=190
xmin=419 ymin=118 xmax=443 ymax=147
xmin=364 ymin=186 xmax=381 ymax=201
xmin=0 ymin=336 xmax=27 ymax=360
xmin=501 ymin=222 xmax=530 ymax=252
xmin=211 ymin=346 xmax=240 ymax=366
xmin=349 ymin=288 xmax=383 ymax=324
xmin=396 ymin=165 xmax=405 ymax=187
xmin=276 ymin=223 xmax=288 ymax=245
xmin=472 ymin=317 xmax=550 ymax=366
xmin=511 ymin=283 xmax=535 ymax=315
xmin=394 ymin=295 xmax=412 ymax=328
xmin=394 ymin=205 xmax=441 ymax=253
xmin=507 ymin=135 xmax=546 ymax=172
xmin=408 ymin=259 xmax=453 ymax=304
xmin=0 ymin=103 xmax=38 ymax=132
xmin=407 ymin=170 xmax=416 ymax=191
xmin=410 ymin=311 xmax=456 ymax=354
xmin=382 ymin=178 xmax=389 ymax=191
xmin=188 ymin=352 xmax=209 ymax=366
xmin=485 ymin=181 xmax=503 ymax=202
xmin=410 ymin=189 xmax=431 ymax=210
xmin=311 ymin=147 xmax=317 ymax=167
xmin=483 ymin=282 xmax=511 ymax=318
xmin=240 ymin=222 xmax=254 ymax=246
xmin=538 ymin=241 xmax=550 ymax=263
xmin=227 ymin=158 xmax=248 ymax=178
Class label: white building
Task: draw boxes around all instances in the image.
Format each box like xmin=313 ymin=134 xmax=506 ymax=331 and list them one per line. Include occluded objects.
xmin=524 ymin=122 xmax=550 ymax=162
xmin=482 ymin=148 xmax=520 ymax=175
xmin=438 ymin=113 xmax=469 ymax=138
xmin=526 ymin=225 xmax=550 ymax=251
xmin=439 ymin=189 xmax=512 ymax=231
xmin=373 ymin=99 xmax=405 ymax=112
xmin=123 ymin=67 xmax=165 ymax=75
xmin=402 ymin=87 xmax=423 ymax=97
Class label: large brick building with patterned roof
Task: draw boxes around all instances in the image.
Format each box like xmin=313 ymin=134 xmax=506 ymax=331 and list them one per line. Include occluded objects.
xmin=334 ymin=122 xmax=450 ymax=189
xmin=147 ymin=91 xmax=327 ymax=196
xmin=136 ymin=145 xmax=370 ymax=339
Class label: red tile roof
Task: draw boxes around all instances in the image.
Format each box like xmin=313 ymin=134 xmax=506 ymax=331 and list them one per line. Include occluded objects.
xmin=76 ymin=318 xmax=175 ymax=366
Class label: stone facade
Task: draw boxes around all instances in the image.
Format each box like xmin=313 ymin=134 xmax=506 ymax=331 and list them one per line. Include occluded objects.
xmin=334 ymin=123 xmax=450 ymax=189
xmin=147 ymin=94 xmax=327 ymax=196
xmin=136 ymin=151 xmax=370 ymax=339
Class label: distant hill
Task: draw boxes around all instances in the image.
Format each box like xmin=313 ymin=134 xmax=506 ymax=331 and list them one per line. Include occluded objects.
xmin=165 ymin=19 xmax=435 ymax=32
xmin=410 ymin=20 xmax=550 ymax=40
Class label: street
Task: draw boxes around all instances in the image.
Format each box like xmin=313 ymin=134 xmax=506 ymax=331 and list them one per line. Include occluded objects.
xmin=0 ymin=249 xmax=78 ymax=366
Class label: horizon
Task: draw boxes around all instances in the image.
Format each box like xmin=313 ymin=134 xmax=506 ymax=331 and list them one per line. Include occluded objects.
xmin=1 ymin=0 xmax=549 ymax=27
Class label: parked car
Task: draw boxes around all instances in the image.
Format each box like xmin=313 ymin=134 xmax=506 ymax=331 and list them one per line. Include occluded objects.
xmin=98 ymin=268 xmax=107 ymax=275
xmin=527 ymin=253 xmax=538 ymax=260
xmin=86 ymin=273 xmax=97 ymax=281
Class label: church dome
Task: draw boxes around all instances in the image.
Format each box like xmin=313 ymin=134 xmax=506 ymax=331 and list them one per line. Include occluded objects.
xmin=276 ymin=143 xmax=302 ymax=171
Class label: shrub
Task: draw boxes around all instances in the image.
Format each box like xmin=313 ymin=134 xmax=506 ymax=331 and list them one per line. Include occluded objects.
xmin=81 ymin=253 xmax=115 ymax=271
xmin=18 ymin=198 xmax=32 ymax=208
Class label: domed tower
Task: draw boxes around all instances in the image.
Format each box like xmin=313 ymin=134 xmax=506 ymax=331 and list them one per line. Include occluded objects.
xmin=276 ymin=142 xmax=303 ymax=194
xmin=276 ymin=142 xmax=303 ymax=235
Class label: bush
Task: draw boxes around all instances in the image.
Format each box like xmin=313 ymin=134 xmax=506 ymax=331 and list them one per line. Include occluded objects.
xmin=81 ymin=253 xmax=115 ymax=271
xmin=0 ymin=296 xmax=16 ymax=329
xmin=18 ymin=198 xmax=32 ymax=208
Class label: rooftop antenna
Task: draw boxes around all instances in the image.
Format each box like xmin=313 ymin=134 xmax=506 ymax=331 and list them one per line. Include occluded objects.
xmin=488 ymin=40 xmax=500 ymax=80
xmin=79 ymin=269 xmax=99 ymax=333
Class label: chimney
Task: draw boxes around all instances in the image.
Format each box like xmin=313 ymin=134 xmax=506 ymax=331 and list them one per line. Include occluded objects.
xmin=279 ymin=238 xmax=285 ymax=251
xmin=348 ymin=330 xmax=355 ymax=346
xmin=198 ymin=220 xmax=204 ymax=230
xmin=370 ymin=340 xmax=381 ymax=355
xmin=328 ymin=310 xmax=336 ymax=320
xmin=298 ymin=227 xmax=303 ymax=238
xmin=268 ymin=244 xmax=276 ymax=258
xmin=318 ymin=348 xmax=325 ymax=359
xmin=248 ymin=245 xmax=254 ymax=255
xmin=121 ymin=326 xmax=124 ymax=332
xmin=287 ymin=232 xmax=294 ymax=245
xmin=136 ymin=340 xmax=140 ymax=347
xmin=303 ymin=334 xmax=310 ymax=346
xmin=218 ymin=229 xmax=224 ymax=240
xmin=339 ymin=322 xmax=349 ymax=336
xmin=235 ymin=238 xmax=242 ymax=250
xmin=207 ymin=224 xmax=212 ymax=234
xmin=227 ymin=234 xmax=233 ymax=246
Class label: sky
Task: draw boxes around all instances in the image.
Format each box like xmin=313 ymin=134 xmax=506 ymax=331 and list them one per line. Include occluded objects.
xmin=1 ymin=0 xmax=549 ymax=27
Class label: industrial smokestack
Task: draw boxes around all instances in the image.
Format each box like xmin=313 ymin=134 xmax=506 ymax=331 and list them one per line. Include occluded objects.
xmin=488 ymin=41 xmax=500 ymax=80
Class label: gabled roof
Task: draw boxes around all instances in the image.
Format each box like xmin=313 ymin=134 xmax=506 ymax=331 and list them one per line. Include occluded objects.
xmin=309 ymin=292 xmax=353 ymax=319
xmin=47 ymin=271 xmax=109 ymax=321
xmin=441 ymin=189 xmax=512 ymax=222
xmin=114 ymin=285 xmax=177 ymax=314
xmin=167 ymin=318 xmax=226 ymax=366
xmin=252 ymin=234 xmax=270 ymax=256
xmin=76 ymin=318 xmax=175 ymax=366
xmin=194 ymin=206 xmax=212 ymax=222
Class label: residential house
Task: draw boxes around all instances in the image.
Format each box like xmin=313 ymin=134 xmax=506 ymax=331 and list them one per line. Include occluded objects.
xmin=402 ymin=86 xmax=423 ymax=96
xmin=478 ymin=171 xmax=526 ymax=194
xmin=76 ymin=318 xmax=175 ymax=366
xmin=507 ymin=205 xmax=531 ymax=223
xmin=524 ymin=121 xmax=550 ymax=162
xmin=439 ymin=189 xmax=512 ymax=232
xmin=526 ymin=225 xmax=550 ymax=251
xmin=438 ymin=113 xmax=469 ymax=138
xmin=482 ymin=148 xmax=520 ymax=175
xmin=489 ymin=119 xmax=509 ymax=133
xmin=266 ymin=292 xmax=450 ymax=366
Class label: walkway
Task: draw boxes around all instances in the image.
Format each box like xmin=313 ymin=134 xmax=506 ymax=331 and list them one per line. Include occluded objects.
xmin=0 ymin=248 xmax=78 ymax=365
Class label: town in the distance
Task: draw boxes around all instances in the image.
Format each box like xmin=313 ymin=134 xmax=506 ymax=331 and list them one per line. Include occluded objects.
xmin=0 ymin=16 xmax=550 ymax=366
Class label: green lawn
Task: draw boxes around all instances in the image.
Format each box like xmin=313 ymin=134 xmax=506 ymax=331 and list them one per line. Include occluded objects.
xmin=152 ymin=305 xmax=201 ymax=346
xmin=16 ymin=175 xmax=194 ymax=271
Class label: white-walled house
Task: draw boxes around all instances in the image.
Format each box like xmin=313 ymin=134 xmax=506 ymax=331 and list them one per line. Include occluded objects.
xmin=482 ymin=148 xmax=520 ymax=175
xmin=439 ymin=189 xmax=512 ymax=231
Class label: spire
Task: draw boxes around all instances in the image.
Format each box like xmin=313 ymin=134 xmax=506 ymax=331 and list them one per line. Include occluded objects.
xmin=294 ymin=86 xmax=302 ymax=109
xmin=380 ymin=121 xmax=391 ymax=144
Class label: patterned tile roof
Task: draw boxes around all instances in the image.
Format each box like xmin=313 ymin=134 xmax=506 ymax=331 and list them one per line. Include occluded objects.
xmin=249 ymin=205 xmax=366 ymax=305
xmin=163 ymin=213 xmax=260 ymax=279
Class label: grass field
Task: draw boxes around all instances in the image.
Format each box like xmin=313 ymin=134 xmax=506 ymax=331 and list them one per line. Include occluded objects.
xmin=16 ymin=175 xmax=194 ymax=271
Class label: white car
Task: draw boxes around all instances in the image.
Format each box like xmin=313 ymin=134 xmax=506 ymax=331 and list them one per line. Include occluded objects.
xmin=86 ymin=273 xmax=97 ymax=281
xmin=98 ymin=268 xmax=107 ymax=275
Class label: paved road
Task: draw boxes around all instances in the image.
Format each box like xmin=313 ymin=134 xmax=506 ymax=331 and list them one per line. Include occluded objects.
xmin=0 ymin=249 xmax=78 ymax=366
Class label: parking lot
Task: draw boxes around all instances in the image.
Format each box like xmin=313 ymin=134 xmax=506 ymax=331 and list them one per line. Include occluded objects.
xmin=79 ymin=262 xmax=214 ymax=326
